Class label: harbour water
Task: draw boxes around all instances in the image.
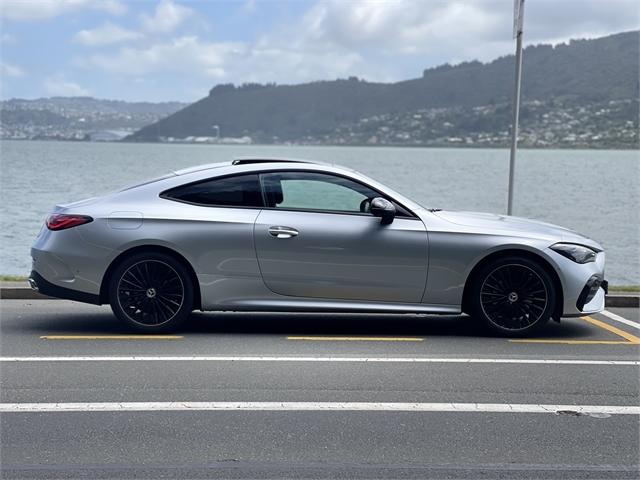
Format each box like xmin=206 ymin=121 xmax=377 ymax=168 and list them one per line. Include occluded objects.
xmin=1 ymin=141 xmax=638 ymax=283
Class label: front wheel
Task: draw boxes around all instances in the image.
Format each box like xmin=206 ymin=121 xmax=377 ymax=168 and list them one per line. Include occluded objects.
xmin=108 ymin=252 xmax=194 ymax=332
xmin=469 ymin=256 xmax=556 ymax=337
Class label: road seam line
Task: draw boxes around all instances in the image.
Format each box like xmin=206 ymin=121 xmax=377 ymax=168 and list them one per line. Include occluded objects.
xmin=1 ymin=402 xmax=638 ymax=414
xmin=0 ymin=356 xmax=638 ymax=365
xmin=39 ymin=335 xmax=183 ymax=340
xmin=286 ymin=336 xmax=423 ymax=342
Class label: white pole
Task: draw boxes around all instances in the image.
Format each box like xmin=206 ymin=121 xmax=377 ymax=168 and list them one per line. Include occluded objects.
xmin=508 ymin=0 xmax=525 ymax=216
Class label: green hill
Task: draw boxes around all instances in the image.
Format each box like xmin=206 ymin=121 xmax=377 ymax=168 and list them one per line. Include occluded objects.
xmin=126 ymin=31 xmax=639 ymax=145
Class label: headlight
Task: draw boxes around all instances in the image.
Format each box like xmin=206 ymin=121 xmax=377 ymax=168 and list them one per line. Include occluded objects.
xmin=550 ymin=243 xmax=597 ymax=264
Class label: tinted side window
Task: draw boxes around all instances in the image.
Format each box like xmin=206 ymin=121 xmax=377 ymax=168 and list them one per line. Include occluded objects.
xmin=261 ymin=172 xmax=377 ymax=213
xmin=163 ymin=174 xmax=263 ymax=207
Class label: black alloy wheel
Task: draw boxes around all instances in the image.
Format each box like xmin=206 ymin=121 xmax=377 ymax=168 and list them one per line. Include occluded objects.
xmin=109 ymin=252 xmax=194 ymax=332
xmin=470 ymin=256 xmax=556 ymax=336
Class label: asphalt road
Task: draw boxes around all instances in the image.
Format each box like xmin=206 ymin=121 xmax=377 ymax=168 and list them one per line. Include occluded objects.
xmin=1 ymin=299 xmax=639 ymax=479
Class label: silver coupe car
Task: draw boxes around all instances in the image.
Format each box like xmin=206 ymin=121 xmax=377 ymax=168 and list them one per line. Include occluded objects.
xmin=30 ymin=157 xmax=607 ymax=336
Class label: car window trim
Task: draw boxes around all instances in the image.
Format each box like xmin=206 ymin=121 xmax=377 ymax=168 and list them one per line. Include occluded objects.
xmin=159 ymin=169 xmax=420 ymax=219
xmin=260 ymin=205 xmax=420 ymax=219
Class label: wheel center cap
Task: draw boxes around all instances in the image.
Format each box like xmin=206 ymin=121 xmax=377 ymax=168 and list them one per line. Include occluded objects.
xmin=508 ymin=292 xmax=519 ymax=303
xmin=146 ymin=288 xmax=157 ymax=299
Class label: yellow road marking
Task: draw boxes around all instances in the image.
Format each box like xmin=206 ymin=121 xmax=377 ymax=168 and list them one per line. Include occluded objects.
xmin=509 ymin=339 xmax=635 ymax=345
xmin=40 ymin=335 xmax=183 ymax=340
xmin=510 ymin=315 xmax=640 ymax=345
xmin=581 ymin=316 xmax=640 ymax=344
xmin=287 ymin=336 xmax=423 ymax=342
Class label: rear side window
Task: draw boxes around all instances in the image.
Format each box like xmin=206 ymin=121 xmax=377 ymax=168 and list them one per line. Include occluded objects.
xmin=162 ymin=174 xmax=263 ymax=207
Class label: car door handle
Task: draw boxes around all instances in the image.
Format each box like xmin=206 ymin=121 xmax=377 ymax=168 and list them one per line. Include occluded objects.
xmin=268 ymin=226 xmax=299 ymax=239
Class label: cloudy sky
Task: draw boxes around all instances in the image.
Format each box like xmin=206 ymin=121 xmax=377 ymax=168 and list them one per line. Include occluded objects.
xmin=1 ymin=0 xmax=638 ymax=102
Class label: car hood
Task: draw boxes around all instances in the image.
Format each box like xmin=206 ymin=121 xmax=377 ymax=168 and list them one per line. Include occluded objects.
xmin=431 ymin=210 xmax=602 ymax=249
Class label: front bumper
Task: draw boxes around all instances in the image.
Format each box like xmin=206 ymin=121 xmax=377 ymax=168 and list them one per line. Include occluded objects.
xmin=548 ymin=248 xmax=607 ymax=317
xmin=577 ymin=275 xmax=607 ymax=311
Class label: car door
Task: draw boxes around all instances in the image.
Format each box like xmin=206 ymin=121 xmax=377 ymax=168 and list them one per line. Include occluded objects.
xmin=253 ymin=171 xmax=428 ymax=303
xmin=159 ymin=172 xmax=265 ymax=285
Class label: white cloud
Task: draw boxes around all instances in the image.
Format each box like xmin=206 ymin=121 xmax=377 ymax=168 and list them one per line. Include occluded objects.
xmin=1 ymin=33 xmax=17 ymax=44
xmin=241 ymin=0 xmax=257 ymax=15
xmin=0 ymin=0 xmax=126 ymax=21
xmin=0 ymin=62 xmax=25 ymax=77
xmin=140 ymin=0 xmax=193 ymax=34
xmin=235 ymin=41 xmax=366 ymax=84
xmin=83 ymin=32 xmax=370 ymax=86
xmin=99 ymin=0 xmax=127 ymax=16
xmin=71 ymin=0 xmax=640 ymax=101
xmin=297 ymin=0 xmax=505 ymax=61
xmin=86 ymin=36 xmax=243 ymax=77
xmin=44 ymin=75 xmax=90 ymax=96
xmin=297 ymin=0 xmax=640 ymax=63
xmin=74 ymin=22 xmax=142 ymax=46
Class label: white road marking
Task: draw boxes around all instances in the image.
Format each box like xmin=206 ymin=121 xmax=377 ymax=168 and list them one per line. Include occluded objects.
xmin=1 ymin=401 xmax=638 ymax=415
xmin=0 ymin=356 xmax=638 ymax=365
xmin=601 ymin=310 xmax=640 ymax=330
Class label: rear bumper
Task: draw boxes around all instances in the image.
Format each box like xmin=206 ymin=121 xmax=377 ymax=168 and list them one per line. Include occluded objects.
xmin=30 ymin=224 xmax=112 ymax=302
xmin=29 ymin=271 xmax=101 ymax=305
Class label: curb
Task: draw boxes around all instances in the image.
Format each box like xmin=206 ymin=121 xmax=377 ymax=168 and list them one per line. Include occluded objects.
xmin=0 ymin=288 xmax=52 ymax=300
xmin=1 ymin=287 xmax=638 ymax=308
xmin=604 ymin=295 xmax=640 ymax=308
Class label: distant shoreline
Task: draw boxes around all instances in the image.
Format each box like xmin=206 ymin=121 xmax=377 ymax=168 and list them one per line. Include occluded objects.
xmin=1 ymin=138 xmax=638 ymax=151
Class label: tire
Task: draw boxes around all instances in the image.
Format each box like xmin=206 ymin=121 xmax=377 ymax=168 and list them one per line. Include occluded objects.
xmin=469 ymin=256 xmax=556 ymax=337
xmin=108 ymin=252 xmax=194 ymax=332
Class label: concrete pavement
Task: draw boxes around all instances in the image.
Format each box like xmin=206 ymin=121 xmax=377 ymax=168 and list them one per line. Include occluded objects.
xmin=0 ymin=300 xmax=639 ymax=479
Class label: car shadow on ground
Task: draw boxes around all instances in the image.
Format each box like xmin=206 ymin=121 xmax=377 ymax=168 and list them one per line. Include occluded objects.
xmin=184 ymin=311 xmax=592 ymax=339
xmin=8 ymin=305 xmax=596 ymax=340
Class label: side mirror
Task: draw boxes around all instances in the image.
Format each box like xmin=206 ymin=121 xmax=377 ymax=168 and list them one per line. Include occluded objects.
xmin=370 ymin=197 xmax=396 ymax=225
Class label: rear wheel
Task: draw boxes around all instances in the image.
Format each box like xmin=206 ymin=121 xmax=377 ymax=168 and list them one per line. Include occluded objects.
xmin=469 ymin=256 xmax=556 ymax=336
xmin=108 ymin=252 xmax=193 ymax=332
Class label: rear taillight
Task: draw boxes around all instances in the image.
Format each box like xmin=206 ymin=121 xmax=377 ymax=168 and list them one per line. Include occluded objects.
xmin=46 ymin=214 xmax=93 ymax=231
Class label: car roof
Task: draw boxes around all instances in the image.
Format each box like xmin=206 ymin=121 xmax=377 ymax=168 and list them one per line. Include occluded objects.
xmin=172 ymin=157 xmax=321 ymax=176
xmin=231 ymin=156 xmax=319 ymax=166
xmin=114 ymin=157 xmax=425 ymax=213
